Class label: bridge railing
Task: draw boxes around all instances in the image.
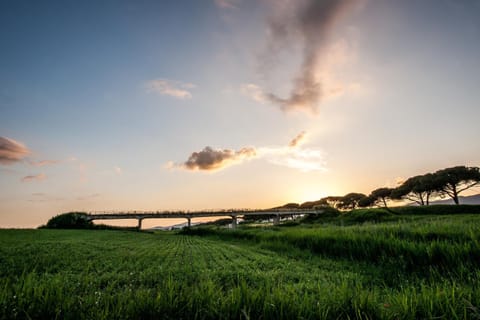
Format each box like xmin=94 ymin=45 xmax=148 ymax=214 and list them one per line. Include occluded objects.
xmin=86 ymin=208 xmax=322 ymax=216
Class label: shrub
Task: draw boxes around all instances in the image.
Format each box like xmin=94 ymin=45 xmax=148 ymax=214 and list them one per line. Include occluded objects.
xmin=390 ymin=205 xmax=480 ymax=215
xmin=45 ymin=212 xmax=93 ymax=229
xmin=343 ymin=208 xmax=394 ymax=223
xmin=302 ymin=206 xmax=341 ymax=222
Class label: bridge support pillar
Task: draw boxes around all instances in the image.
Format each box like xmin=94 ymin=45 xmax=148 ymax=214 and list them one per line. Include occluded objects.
xmin=137 ymin=218 xmax=144 ymax=230
xmin=187 ymin=217 xmax=191 ymax=228
xmin=231 ymin=215 xmax=237 ymax=229
xmin=273 ymin=214 xmax=280 ymax=225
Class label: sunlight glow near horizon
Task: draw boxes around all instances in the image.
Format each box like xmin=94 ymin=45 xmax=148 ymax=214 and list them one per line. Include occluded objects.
xmin=1 ymin=0 xmax=480 ymax=228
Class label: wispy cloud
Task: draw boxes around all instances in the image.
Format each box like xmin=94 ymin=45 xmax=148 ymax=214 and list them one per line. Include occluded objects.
xmin=259 ymin=146 xmax=327 ymax=172
xmin=146 ymin=78 xmax=195 ymax=99
xmin=28 ymin=192 xmax=101 ymax=203
xmin=245 ymin=37 xmax=365 ymax=111
xmin=21 ymin=173 xmax=46 ymax=182
xmin=256 ymin=0 xmax=357 ymax=113
xmin=241 ymin=83 xmax=269 ymax=104
xmin=289 ymin=131 xmax=307 ymax=148
xmin=28 ymin=193 xmax=65 ymax=202
xmin=168 ymin=132 xmax=327 ymax=173
xmin=214 ymin=0 xmax=239 ymax=9
xmin=0 ymin=137 xmax=30 ymax=165
xmin=259 ymin=131 xmax=326 ymax=172
xmin=28 ymin=160 xmax=60 ymax=167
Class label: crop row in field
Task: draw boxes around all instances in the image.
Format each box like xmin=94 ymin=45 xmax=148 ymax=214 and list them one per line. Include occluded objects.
xmin=189 ymin=214 xmax=480 ymax=276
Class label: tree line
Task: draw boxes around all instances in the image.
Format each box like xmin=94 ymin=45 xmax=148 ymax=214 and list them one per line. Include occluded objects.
xmin=298 ymin=166 xmax=480 ymax=210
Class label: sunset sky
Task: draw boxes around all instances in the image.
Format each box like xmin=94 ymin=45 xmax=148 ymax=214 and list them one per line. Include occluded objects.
xmin=1 ymin=0 xmax=480 ymax=228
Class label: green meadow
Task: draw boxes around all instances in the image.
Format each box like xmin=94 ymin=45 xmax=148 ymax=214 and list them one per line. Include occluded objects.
xmin=1 ymin=210 xmax=480 ymax=319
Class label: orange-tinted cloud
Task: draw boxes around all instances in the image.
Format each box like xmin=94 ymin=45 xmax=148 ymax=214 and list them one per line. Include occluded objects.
xmin=21 ymin=173 xmax=46 ymax=182
xmin=146 ymin=78 xmax=195 ymax=99
xmin=0 ymin=137 xmax=30 ymax=165
xmin=170 ymin=132 xmax=327 ymax=173
xmin=289 ymin=131 xmax=307 ymax=148
xmin=181 ymin=146 xmax=257 ymax=171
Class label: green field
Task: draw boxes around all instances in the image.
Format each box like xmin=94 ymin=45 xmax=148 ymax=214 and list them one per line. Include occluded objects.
xmin=1 ymin=212 xmax=480 ymax=319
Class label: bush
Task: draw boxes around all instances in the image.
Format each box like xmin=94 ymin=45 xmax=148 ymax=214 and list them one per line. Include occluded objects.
xmin=343 ymin=208 xmax=394 ymax=223
xmin=339 ymin=205 xmax=480 ymax=224
xmin=301 ymin=206 xmax=340 ymax=222
xmin=197 ymin=218 xmax=233 ymax=226
xmin=44 ymin=212 xmax=93 ymax=229
xmin=280 ymin=221 xmax=300 ymax=227
xmin=390 ymin=205 xmax=480 ymax=215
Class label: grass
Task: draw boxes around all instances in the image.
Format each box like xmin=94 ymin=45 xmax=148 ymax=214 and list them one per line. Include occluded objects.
xmin=1 ymin=210 xmax=480 ymax=319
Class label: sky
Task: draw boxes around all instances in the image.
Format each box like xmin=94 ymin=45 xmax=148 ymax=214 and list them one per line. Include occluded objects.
xmin=1 ymin=0 xmax=480 ymax=228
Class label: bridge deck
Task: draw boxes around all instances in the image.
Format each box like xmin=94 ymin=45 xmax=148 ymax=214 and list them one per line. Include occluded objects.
xmin=85 ymin=209 xmax=324 ymax=229
xmin=86 ymin=209 xmax=322 ymax=220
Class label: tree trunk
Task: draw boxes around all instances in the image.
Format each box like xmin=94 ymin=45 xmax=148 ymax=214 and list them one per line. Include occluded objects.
xmin=451 ymin=184 xmax=459 ymax=205
xmin=453 ymin=191 xmax=459 ymax=205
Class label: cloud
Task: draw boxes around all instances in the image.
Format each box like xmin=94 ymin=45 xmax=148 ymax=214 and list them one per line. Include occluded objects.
xmin=21 ymin=173 xmax=46 ymax=182
xmin=29 ymin=160 xmax=59 ymax=167
xmin=0 ymin=167 xmax=18 ymax=174
xmin=169 ymin=132 xmax=327 ymax=173
xmin=289 ymin=131 xmax=307 ymax=148
xmin=0 ymin=137 xmax=30 ymax=165
xmin=114 ymin=166 xmax=122 ymax=175
xmin=180 ymin=146 xmax=257 ymax=171
xmin=258 ymin=0 xmax=356 ymax=113
xmin=258 ymin=134 xmax=327 ymax=172
xmin=214 ymin=0 xmax=239 ymax=9
xmin=146 ymin=79 xmax=195 ymax=99
xmin=241 ymin=83 xmax=270 ymax=104
xmin=261 ymin=147 xmax=327 ymax=172
xmin=244 ymin=38 xmax=366 ymax=108
xmin=28 ymin=193 xmax=65 ymax=202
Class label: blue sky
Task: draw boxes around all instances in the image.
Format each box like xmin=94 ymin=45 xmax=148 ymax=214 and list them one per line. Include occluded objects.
xmin=1 ymin=0 xmax=480 ymax=228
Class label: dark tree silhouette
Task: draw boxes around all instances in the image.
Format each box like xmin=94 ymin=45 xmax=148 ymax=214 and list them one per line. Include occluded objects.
xmin=391 ymin=174 xmax=439 ymax=206
xmin=299 ymin=199 xmax=328 ymax=209
xmin=369 ymin=187 xmax=394 ymax=208
xmin=322 ymin=196 xmax=344 ymax=209
xmin=45 ymin=212 xmax=92 ymax=229
xmin=434 ymin=166 xmax=480 ymax=205
xmin=358 ymin=195 xmax=374 ymax=208
xmin=338 ymin=193 xmax=367 ymax=210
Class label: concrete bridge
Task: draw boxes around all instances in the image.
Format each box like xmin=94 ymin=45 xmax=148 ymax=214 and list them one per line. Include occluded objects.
xmin=85 ymin=209 xmax=324 ymax=229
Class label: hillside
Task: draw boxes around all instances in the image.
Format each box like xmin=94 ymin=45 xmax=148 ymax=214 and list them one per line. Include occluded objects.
xmin=430 ymin=194 xmax=480 ymax=205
